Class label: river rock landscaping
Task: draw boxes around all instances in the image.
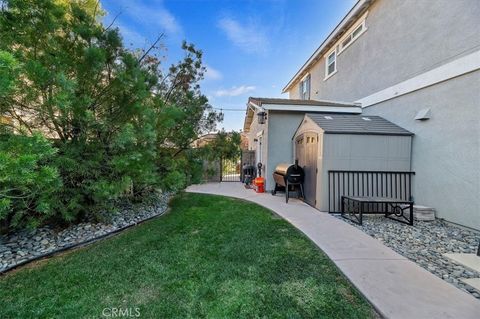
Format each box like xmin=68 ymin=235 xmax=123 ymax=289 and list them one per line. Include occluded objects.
xmin=337 ymin=215 xmax=480 ymax=299
xmin=0 ymin=192 xmax=172 ymax=273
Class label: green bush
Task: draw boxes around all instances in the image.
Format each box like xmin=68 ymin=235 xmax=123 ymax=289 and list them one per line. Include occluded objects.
xmin=0 ymin=0 xmax=222 ymax=230
xmin=0 ymin=50 xmax=18 ymax=98
xmin=0 ymin=134 xmax=62 ymax=228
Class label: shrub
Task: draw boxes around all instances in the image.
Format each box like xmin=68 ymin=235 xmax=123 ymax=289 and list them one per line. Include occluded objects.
xmin=0 ymin=50 xmax=18 ymax=99
xmin=0 ymin=134 xmax=62 ymax=229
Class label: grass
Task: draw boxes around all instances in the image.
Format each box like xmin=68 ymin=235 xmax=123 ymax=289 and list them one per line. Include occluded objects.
xmin=0 ymin=193 xmax=375 ymax=318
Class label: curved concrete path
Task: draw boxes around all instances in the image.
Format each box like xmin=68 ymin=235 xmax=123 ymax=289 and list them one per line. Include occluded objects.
xmin=187 ymin=183 xmax=480 ymax=319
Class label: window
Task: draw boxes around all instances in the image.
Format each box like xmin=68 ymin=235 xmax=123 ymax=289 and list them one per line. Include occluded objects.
xmin=339 ymin=17 xmax=367 ymax=53
xmin=325 ymin=50 xmax=336 ymax=79
xmin=299 ymin=74 xmax=310 ymax=100
xmin=341 ymin=36 xmax=352 ymax=48
xmin=352 ymin=24 xmax=363 ymax=38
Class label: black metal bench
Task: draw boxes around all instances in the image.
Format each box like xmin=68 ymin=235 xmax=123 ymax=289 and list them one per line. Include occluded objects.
xmin=341 ymin=195 xmax=414 ymax=226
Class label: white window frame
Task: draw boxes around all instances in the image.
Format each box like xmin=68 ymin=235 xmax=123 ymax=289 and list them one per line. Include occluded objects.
xmin=338 ymin=11 xmax=368 ymax=54
xmin=299 ymin=74 xmax=310 ymax=100
xmin=324 ymin=48 xmax=337 ymax=80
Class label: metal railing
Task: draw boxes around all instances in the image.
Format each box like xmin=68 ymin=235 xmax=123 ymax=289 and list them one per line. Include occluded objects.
xmin=328 ymin=170 xmax=415 ymax=213
xmin=221 ymin=157 xmax=241 ymax=182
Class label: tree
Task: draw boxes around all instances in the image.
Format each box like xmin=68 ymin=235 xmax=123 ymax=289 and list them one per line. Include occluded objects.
xmin=205 ymin=131 xmax=242 ymax=161
xmin=0 ymin=50 xmax=18 ymax=100
xmin=0 ymin=0 xmax=221 ymax=228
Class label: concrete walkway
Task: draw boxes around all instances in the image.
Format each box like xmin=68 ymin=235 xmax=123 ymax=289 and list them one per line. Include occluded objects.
xmin=186 ymin=183 xmax=480 ymax=319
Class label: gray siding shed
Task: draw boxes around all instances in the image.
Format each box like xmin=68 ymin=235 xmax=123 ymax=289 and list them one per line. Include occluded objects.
xmin=293 ymin=114 xmax=413 ymax=211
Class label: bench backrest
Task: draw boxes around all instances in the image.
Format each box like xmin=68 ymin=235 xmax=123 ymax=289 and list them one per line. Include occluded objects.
xmin=328 ymin=170 xmax=415 ymax=213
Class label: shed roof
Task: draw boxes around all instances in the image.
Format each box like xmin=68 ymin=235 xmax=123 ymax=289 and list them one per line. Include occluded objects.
xmin=306 ymin=113 xmax=413 ymax=136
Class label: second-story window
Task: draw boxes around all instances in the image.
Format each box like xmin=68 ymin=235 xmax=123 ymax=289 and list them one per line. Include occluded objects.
xmin=339 ymin=21 xmax=366 ymax=53
xmin=299 ymin=74 xmax=310 ymax=100
xmin=325 ymin=50 xmax=336 ymax=79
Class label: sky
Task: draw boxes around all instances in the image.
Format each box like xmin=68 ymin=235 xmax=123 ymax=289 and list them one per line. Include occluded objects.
xmin=101 ymin=0 xmax=357 ymax=132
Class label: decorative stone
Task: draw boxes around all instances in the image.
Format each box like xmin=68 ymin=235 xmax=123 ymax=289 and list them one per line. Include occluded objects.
xmin=0 ymin=191 xmax=172 ymax=273
xmin=336 ymin=214 xmax=480 ymax=299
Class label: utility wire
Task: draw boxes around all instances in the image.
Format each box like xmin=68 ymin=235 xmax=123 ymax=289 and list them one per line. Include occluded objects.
xmin=211 ymin=107 xmax=245 ymax=112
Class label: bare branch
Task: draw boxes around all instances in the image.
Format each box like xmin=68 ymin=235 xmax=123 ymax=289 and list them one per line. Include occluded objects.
xmin=138 ymin=33 xmax=165 ymax=64
xmin=104 ymin=11 xmax=122 ymax=32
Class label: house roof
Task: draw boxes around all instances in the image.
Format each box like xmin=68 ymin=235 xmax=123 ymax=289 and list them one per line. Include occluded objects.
xmin=282 ymin=0 xmax=374 ymax=93
xmin=243 ymin=97 xmax=362 ymax=132
xmin=306 ymin=113 xmax=413 ymax=136
xmin=249 ymin=97 xmax=358 ymax=108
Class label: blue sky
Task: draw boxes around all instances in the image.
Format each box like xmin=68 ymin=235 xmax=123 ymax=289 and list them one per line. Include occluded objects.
xmin=101 ymin=0 xmax=356 ymax=131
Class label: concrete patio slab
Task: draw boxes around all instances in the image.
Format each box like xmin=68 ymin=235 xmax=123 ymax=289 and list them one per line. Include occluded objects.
xmin=444 ymin=253 xmax=480 ymax=273
xmin=186 ymin=182 xmax=480 ymax=319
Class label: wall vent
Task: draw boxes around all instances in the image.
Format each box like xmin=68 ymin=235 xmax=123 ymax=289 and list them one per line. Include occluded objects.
xmin=415 ymin=108 xmax=431 ymax=121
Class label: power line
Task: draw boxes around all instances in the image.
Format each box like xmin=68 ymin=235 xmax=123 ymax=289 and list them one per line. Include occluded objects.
xmin=211 ymin=107 xmax=245 ymax=112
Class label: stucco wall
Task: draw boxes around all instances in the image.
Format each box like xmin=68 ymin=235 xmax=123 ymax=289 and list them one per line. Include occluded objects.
xmin=363 ymin=70 xmax=480 ymax=230
xmin=289 ymin=85 xmax=300 ymax=100
xmin=288 ymin=0 xmax=480 ymax=101
xmin=266 ymin=111 xmax=305 ymax=190
xmin=246 ymin=110 xmax=268 ymax=168
xmin=246 ymin=113 xmax=260 ymax=152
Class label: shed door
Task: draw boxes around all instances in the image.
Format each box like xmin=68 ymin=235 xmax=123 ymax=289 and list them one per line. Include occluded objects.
xmin=295 ymin=133 xmax=317 ymax=206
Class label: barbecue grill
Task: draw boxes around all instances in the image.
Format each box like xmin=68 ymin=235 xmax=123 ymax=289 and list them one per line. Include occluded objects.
xmin=272 ymin=162 xmax=305 ymax=203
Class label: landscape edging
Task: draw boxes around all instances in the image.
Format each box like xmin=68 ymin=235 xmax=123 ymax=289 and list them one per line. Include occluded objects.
xmin=0 ymin=194 xmax=173 ymax=275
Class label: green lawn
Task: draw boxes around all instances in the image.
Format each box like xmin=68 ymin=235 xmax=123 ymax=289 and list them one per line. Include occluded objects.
xmin=0 ymin=193 xmax=375 ymax=318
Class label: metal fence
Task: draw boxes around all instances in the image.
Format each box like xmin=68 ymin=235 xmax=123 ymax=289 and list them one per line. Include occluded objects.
xmin=328 ymin=170 xmax=415 ymax=213
xmin=221 ymin=156 xmax=241 ymax=182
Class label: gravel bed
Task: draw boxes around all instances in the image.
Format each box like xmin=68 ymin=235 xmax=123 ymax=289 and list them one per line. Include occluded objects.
xmin=336 ymin=214 xmax=480 ymax=299
xmin=0 ymin=192 xmax=172 ymax=272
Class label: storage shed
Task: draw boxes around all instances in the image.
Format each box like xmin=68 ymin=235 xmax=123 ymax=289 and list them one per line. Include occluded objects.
xmin=293 ymin=113 xmax=414 ymax=211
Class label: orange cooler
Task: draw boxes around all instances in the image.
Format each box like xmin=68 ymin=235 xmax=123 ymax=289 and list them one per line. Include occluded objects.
xmin=254 ymin=177 xmax=265 ymax=193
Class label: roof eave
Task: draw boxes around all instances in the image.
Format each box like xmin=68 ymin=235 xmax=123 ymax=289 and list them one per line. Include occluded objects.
xmin=243 ymin=100 xmax=261 ymax=132
xmin=323 ymin=131 xmax=414 ymax=136
xmin=263 ymin=104 xmax=362 ymax=113
xmin=282 ymin=0 xmax=373 ymax=93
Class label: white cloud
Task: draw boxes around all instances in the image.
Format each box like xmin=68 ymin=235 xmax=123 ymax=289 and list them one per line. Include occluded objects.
xmin=154 ymin=7 xmax=182 ymax=35
xmin=113 ymin=0 xmax=182 ymax=37
xmin=217 ymin=17 xmax=268 ymax=54
xmin=215 ymin=85 xmax=256 ymax=97
xmin=204 ymin=64 xmax=223 ymax=81
xmin=116 ymin=22 xmax=148 ymax=48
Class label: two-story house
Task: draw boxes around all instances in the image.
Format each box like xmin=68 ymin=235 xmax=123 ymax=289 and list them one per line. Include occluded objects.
xmin=244 ymin=0 xmax=480 ymax=230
